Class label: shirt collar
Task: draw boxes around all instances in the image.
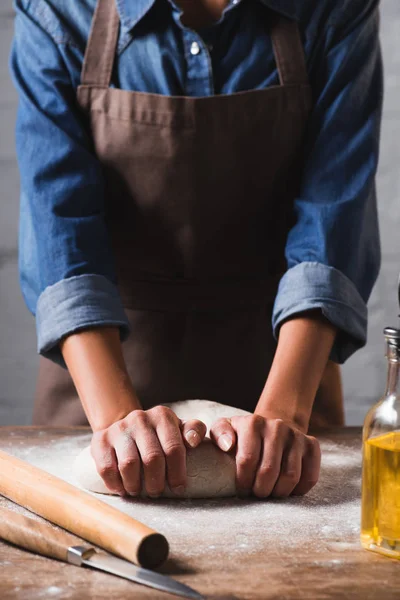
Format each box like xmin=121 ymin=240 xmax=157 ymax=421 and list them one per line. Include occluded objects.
xmin=116 ymin=0 xmax=298 ymax=31
xmin=116 ymin=0 xmax=157 ymax=30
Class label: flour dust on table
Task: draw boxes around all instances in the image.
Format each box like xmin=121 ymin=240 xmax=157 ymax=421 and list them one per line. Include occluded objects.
xmin=73 ymin=400 xmax=250 ymax=498
xmin=1 ymin=426 xmax=363 ymax=561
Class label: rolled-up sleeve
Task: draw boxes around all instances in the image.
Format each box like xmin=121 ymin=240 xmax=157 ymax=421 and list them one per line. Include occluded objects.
xmin=10 ymin=2 xmax=130 ymax=366
xmin=273 ymin=0 xmax=383 ymax=363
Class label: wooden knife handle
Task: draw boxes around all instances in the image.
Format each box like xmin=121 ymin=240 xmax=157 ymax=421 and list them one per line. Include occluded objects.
xmin=0 ymin=450 xmax=168 ymax=568
xmin=0 ymin=505 xmax=82 ymax=561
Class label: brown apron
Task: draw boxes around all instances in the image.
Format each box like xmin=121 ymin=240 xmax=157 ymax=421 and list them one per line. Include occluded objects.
xmin=34 ymin=0 xmax=344 ymax=429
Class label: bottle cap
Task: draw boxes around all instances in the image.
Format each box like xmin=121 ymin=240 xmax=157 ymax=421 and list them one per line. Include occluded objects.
xmin=384 ymin=327 xmax=400 ymax=342
xmin=384 ymin=327 xmax=400 ymax=358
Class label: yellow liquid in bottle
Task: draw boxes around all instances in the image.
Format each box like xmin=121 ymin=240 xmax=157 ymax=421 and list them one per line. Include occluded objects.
xmin=361 ymin=431 xmax=400 ymax=558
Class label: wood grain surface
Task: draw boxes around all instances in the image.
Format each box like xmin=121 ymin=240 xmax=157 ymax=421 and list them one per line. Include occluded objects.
xmin=0 ymin=448 xmax=168 ymax=568
xmin=0 ymin=427 xmax=399 ymax=600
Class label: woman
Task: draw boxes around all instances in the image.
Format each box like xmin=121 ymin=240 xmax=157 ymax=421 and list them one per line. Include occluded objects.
xmin=10 ymin=0 xmax=382 ymax=499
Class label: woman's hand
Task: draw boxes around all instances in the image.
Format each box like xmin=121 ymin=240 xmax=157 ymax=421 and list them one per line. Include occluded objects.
xmin=210 ymin=414 xmax=320 ymax=498
xmin=91 ymin=405 xmax=207 ymax=497
xmin=210 ymin=313 xmax=335 ymax=498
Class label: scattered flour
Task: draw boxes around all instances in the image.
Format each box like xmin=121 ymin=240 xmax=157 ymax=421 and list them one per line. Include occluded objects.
xmin=1 ymin=431 xmax=363 ymax=560
xmin=46 ymin=587 xmax=64 ymax=595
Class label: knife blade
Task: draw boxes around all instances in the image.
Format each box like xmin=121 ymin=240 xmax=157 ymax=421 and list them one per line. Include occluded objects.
xmin=0 ymin=505 xmax=204 ymax=600
xmin=68 ymin=545 xmax=204 ymax=599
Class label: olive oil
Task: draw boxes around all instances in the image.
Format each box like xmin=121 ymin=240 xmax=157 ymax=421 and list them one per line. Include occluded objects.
xmin=361 ymin=431 xmax=400 ymax=558
xmin=361 ymin=327 xmax=400 ymax=559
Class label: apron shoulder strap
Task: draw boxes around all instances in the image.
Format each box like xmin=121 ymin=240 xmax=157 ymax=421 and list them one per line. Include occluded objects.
xmin=80 ymin=0 xmax=120 ymax=87
xmin=80 ymin=2 xmax=307 ymax=89
xmin=270 ymin=14 xmax=309 ymax=86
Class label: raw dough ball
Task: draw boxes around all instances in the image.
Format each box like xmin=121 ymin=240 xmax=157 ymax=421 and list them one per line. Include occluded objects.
xmin=74 ymin=400 xmax=250 ymax=499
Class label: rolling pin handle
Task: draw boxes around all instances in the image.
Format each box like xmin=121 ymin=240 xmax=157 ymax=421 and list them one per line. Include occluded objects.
xmin=67 ymin=545 xmax=96 ymax=566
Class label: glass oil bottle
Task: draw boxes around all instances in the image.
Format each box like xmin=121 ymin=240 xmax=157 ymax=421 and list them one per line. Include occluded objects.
xmin=361 ymin=327 xmax=400 ymax=558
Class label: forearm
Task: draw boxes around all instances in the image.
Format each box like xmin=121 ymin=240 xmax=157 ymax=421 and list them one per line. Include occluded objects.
xmin=256 ymin=312 xmax=337 ymax=431
xmin=60 ymin=327 xmax=141 ymax=431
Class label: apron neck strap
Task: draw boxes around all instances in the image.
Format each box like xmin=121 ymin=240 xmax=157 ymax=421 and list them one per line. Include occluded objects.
xmin=81 ymin=0 xmax=119 ymax=87
xmin=80 ymin=2 xmax=308 ymax=89
xmin=270 ymin=14 xmax=309 ymax=86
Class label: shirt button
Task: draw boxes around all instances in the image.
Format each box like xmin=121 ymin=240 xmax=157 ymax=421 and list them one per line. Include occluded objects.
xmin=190 ymin=41 xmax=201 ymax=56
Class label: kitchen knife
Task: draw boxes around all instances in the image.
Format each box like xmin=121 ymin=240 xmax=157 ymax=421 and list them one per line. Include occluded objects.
xmin=0 ymin=505 xmax=204 ymax=600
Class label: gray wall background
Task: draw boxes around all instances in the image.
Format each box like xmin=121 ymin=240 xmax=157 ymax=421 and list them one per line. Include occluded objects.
xmin=0 ymin=1 xmax=399 ymax=426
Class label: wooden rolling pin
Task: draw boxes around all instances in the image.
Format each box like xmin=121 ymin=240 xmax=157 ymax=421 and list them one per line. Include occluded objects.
xmin=0 ymin=449 xmax=168 ymax=568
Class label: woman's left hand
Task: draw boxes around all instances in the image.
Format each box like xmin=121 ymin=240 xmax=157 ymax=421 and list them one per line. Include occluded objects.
xmin=210 ymin=414 xmax=321 ymax=498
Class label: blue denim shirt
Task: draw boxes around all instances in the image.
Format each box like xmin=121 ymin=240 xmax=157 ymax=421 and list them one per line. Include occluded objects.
xmin=10 ymin=0 xmax=383 ymax=366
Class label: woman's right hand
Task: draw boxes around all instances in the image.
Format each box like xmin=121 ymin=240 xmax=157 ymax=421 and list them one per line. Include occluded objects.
xmin=90 ymin=405 xmax=207 ymax=497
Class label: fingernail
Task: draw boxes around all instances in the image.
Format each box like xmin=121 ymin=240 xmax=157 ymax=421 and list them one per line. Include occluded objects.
xmin=219 ymin=434 xmax=232 ymax=452
xmin=171 ymin=485 xmax=185 ymax=496
xmin=185 ymin=429 xmax=200 ymax=448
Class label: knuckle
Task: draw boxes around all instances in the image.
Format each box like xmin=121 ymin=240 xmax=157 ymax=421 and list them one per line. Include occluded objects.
xmin=236 ymin=454 xmax=256 ymax=469
xmin=307 ymin=434 xmax=319 ymax=448
xmin=90 ymin=431 xmax=111 ymax=454
xmin=113 ymin=421 xmax=128 ymax=435
xmin=119 ymin=456 xmax=139 ymax=471
xmin=273 ymin=418 xmax=286 ymax=431
xmin=213 ymin=417 xmax=230 ymax=430
xmin=257 ymin=463 xmax=277 ymax=478
xmin=142 ymin=451 xmax=164 ymax=468
xmin=268 ymin=419 xmax=286 ymax=437
xmin=97 ymin=463 xmax=117 ymax=479
xmin=253 ymin=414 xmax=265 ymax=426
xmin=163 ymin=442 xmax=184 ymax=459
xmin=131 ymin=410 xmax=148 ymax=425
xmin=151 ymin=405 xmax=173 ymax=420
xmin=283 ymin=469 xmax=300 ymax=483
xmin=249 ymin=414 xmax=265 ymax=431
xmin=92 ymin=429 xmax=104 ymax=440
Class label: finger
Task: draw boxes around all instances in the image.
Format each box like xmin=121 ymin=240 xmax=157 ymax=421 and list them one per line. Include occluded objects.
xmin=180 ymin=419 xmax=207 ymax=448
xmin=91 ymin=433 xmax=125 ymax=496
xmin=132 ymin=412 xmax=166 ymax=498
xmin=272 ymin=432 xmax=303 ymax=498
xmin=152 ymin=408 xmax=187 ymax=496
xmin=292 ymin=436 xmax=321 ymax=496
xmin=234 ymin=415 xmax=264 ymax=493
xmin=210 ymin=418 xmax=236 ymax=452
xmin=252 ymin=419 xmax=285 ymax=498
xmin=113 ymin=433 xmax=141 ymax=496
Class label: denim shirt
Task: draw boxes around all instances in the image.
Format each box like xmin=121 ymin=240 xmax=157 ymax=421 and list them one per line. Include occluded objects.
xmin=10 ymin=0 xmax=383 ymax=366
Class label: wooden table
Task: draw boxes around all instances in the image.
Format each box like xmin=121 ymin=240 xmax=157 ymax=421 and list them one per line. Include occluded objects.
xmin=0 ymin=427 xmax=398 ymax=600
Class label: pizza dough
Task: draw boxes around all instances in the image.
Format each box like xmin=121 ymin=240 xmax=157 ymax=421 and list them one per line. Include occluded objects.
xmin=73 ymin=400 xmax=250 ymax=498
